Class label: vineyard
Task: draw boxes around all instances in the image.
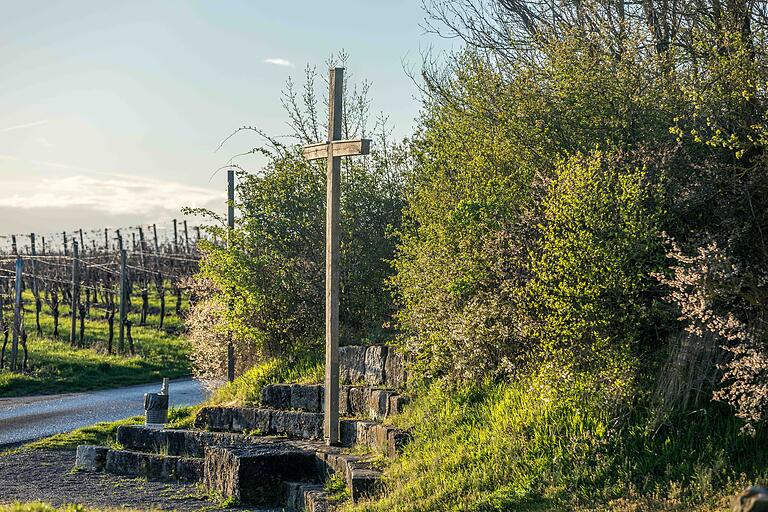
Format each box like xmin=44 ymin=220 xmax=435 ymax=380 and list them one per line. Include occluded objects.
xmin=0 ymin=219 xmax=209 ymax=395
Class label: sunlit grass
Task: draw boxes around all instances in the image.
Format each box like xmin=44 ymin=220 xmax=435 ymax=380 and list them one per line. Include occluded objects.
xmin=0 ymin=287 xmax=190 ymax=397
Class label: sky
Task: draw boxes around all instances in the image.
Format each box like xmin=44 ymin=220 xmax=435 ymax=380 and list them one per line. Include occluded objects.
xmin=0 ymin=0 xmax=450 ymax=245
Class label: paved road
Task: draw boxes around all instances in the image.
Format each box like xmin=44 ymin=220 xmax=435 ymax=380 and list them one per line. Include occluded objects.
xmin=0 ymin=378 xmax=206 ymax=446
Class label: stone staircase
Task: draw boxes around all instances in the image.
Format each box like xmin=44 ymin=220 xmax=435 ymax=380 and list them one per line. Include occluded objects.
xmin=75 ymin=345 xmax=410 ymax=510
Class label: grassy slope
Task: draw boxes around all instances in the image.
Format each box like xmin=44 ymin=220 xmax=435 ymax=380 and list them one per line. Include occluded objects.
xmin=0 ymin=289 xmax=190 ymax=397
xmin=348 ymin=378 xmax=763 ymax=512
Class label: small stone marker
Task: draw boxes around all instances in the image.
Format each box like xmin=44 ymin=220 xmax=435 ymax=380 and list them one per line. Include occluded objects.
xmin=144 ymin=378 xmax=170 ymax=427
xmin=302 ymin=67 xmax=371 ymax=446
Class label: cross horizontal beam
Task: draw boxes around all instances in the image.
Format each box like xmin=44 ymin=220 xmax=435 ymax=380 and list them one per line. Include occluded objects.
xmin=302 ymin=138 xmax=371 ymax=161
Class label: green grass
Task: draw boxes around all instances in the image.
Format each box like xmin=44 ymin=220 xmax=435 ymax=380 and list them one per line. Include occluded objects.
xmin=210 ymin=352 xmax=323 ymax=405
xmin=349 ymin=376 xmax=766 ymax=512
xmin=0 ymin=288 xmax=191 ymax=397
xmin=9 ymin=406 xmax=197 ymax=454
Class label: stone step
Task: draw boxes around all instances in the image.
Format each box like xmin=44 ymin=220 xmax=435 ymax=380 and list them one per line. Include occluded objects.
xmin=75 ymin=445 xmax=203 ymax=482
xmin=192 ymin=407 xmax=410 ymax=457
xmin=260 ymin=383 xmax=409 ymax=420
xmin=282 ymin=482 xmax=330 ymax=512
xmin=84 ymin=424 xmax=396 ymax=506
xmin=204 ymin=444 xmax=318 ymax=506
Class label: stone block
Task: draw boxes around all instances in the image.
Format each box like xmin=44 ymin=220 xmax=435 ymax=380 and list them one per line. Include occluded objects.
xmin=261 ymin=383 xmax=292 ymax=409
xmin=339 ymin=346 xmax=366 ymax=384
xmin=364 ymin=346 xmax=388 ymax=386
xmin=298 ymin=412 xmax=324 ymax=440
xmin=384 ymin=348 xmax=406 ymax=388
xmin=176 ymin=457 xmax=204 ymax=482
xmin=204 ymin=445 xmax=317 ymax=506
xmin=354 ymin=420 xmax=378 ymax=448
xmin=339 ymin=386 xmax=350 ymax=416
xmin=347 ymin=466 xmax=381 ymax=501
xmin=194 ymin=407 xmax=233 ymax=431
xmin=340 ymin=420 xmax=358 ymax=448
xmin=291 ymin=384 xmax=322 ymax=412
xmin=269 ymin=410 xmax=300 ymax=436
xmin=305 ymin=488 xmax=330 ymax=512
xmin=367 ymin=389 xmax=394 ymax=420
xmin=105 ymin=450 xmax=179 ymax=481
xmin=347 ymin=386 xmax=370 ymax=417
xmin=75 ymin=445 xmax=109 ymax=471
xmin=284 ymin=481 xmax=324 ymax=511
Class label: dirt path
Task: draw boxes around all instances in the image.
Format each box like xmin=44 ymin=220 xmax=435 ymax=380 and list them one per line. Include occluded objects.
xmin=0 ymin=449 xmax=274 ymax=511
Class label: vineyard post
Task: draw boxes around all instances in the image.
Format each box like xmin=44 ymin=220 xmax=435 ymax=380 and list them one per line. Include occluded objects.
xmin=119 ymin=248 xmax=127 ymax=352
xmin=104 ymin=228 xmax=109 ymax=252
xmin=78 ymin=228 xmax=84 ymax=251
xmin=195 ymin=226 xmax=201 ymax=243
xmin=227 ymin=169 xmax=235 ymax=382
xmin=63 ymin=232 xmax=68 ymax=256
xmin=183 ymin=220 xmax=190 ymax=253
xmin=11 ymin=256 xmax=22 ymax=372
xmin=11 ymin=235 xmax=17 ymax=255
xmin=30 ymin=233 xmax=41 ymax=334
xmin=69 ymin=241 xmax=79 ymax=346
xmin=152 ymin=223 xmax=165 ymax=329
xmin=173 ymin=219 xmax=179 ymax=254
xmin=41 ymin=236 xmax=46 ymax=255
xmin=132 ymin=232 xmax=136 ymax=252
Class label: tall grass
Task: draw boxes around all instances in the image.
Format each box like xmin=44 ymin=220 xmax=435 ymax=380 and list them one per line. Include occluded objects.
xmin=352 ymin=374 xmax=768 ymax=511
xmin=209 ymin=352 xmax=323 ymax=405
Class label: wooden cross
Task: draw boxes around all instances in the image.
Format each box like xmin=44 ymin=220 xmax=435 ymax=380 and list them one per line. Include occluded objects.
xmin=302 ymin=67 xmax=371 ymax=446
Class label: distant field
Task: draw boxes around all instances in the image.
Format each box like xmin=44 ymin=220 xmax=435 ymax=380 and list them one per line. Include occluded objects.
xmin=0 ymin=288 xmax=191 ymax=397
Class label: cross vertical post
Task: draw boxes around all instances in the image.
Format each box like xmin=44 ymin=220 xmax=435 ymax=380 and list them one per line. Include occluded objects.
xmin=226 ymin=169 xmax=236 ymax=383
xmin=324 ymin=67 xmax=343 ymax=446
xmin=302 ymin=67 xmax=371 ymax=446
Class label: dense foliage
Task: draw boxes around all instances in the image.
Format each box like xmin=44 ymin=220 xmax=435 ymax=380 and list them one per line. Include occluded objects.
xmin=187 ymin=62 xmax=406 ymax=376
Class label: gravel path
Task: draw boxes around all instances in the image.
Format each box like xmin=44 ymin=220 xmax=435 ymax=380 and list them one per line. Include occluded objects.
xmin=0 ymin=449 xmax=275 ymax=511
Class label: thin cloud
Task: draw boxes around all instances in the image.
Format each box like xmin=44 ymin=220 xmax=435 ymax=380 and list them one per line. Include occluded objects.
xmin=264 ymin=58 xmax=294 ymax=67
xmin=0 ymin=175 xmax=220 ymax=216
xmin=1 ymin=120 xmax=49 ymax=133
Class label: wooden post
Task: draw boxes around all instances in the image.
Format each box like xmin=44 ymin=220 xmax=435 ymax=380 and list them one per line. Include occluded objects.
xmin=195 ymin=226 xmax=201 ymax=243
xmin=173 ymin=219 xmax=179 ymax=254
xmin=69 ymin=241 xmax=79 ymax=346
xmin=11 ymin=256 xmax=22 ymax=372
xmin=132 ymin=232 xmax=137 ymax=252
xmin=30 ymin=233 xmax=41 ymax=335
xmin=11 ymin=235 xmax=17 ymax=256
xmin=78 ymin=228 xmax=84 ymax=251
xmin=63 ymin=232 xmax=68 ymax=256
xmin=227 ymin=169 xmax=235 ymax=383
xmin=119 ymin=248 xmax=127 ymax=352
xmin=183 ymin=220 xmax=190 ymax=253
xmin=324 ymin=68 xmax=343 ymax=446
xmin=152 ymin=224 xmax=160 ymax=256
xmin=301 ymin=68 xmax=371 ymax=446
xmin=104 ymin=228 xmax=109 ymax=252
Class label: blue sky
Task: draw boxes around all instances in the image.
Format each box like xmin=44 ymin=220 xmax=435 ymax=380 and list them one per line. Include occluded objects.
xmin=0 ymin=0 xmax=450 ymax=238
